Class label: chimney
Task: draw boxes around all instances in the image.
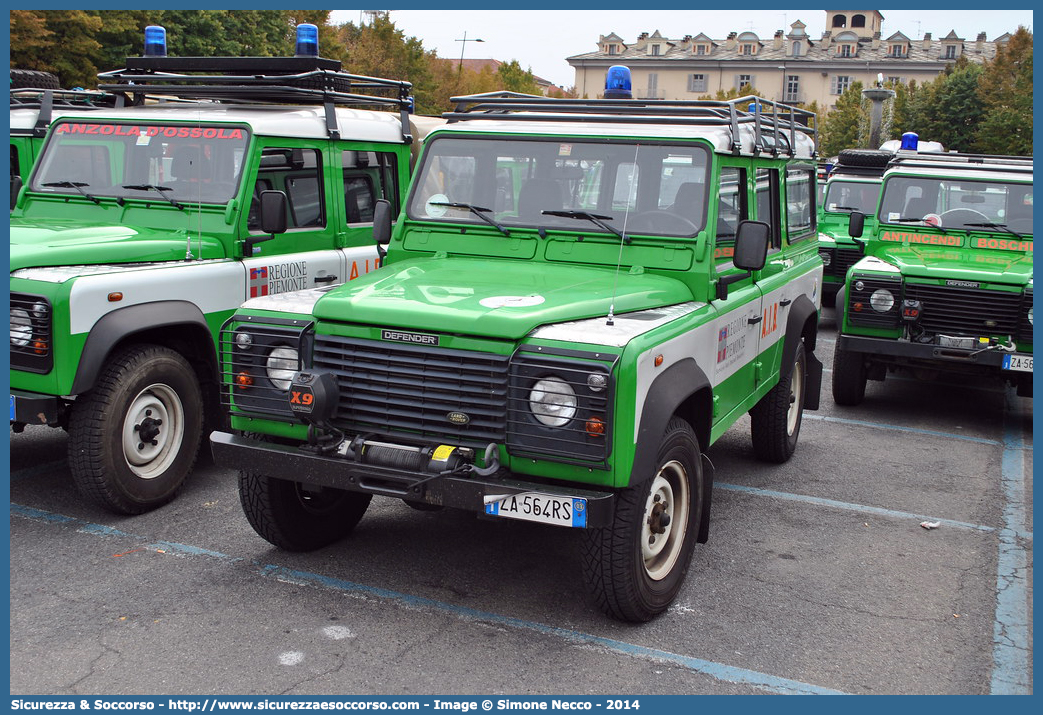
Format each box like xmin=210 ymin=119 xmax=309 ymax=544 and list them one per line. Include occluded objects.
xmin=871 ymin=31 xmax=880 ymax=49
xmin=976 ymin=32 xmax=987 ymax=52
xmin=725 ymin=31 xmax=737 ymax=50
xmin=922 ymin=32 xmax=932 ymax=51
xmin=773 ymin=30 xmax=783 ymax=50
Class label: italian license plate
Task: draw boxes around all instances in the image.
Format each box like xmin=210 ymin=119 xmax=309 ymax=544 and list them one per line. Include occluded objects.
xmin=938 ymin=335 xmax=976 ymax=350
xmin=484 ymin=492 xmax=587 ymax=528
xmin=1003 ymin=354 xmax=1033 ymax=372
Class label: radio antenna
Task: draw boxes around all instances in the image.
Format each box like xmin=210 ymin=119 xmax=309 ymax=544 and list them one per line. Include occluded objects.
xmin=607 ymin=144 xmax=640 ymax=326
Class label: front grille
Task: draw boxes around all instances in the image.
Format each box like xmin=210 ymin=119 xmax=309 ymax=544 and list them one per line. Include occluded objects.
xmin=313 ymin=335 xmax=510 ymax=447
xmin=819 ymin=247 xmax=861 ymax=279
xmin=903 ymin=284 xmax=1024 ymax=337
xmin=10 ymin=293 xmax=52 ymax=373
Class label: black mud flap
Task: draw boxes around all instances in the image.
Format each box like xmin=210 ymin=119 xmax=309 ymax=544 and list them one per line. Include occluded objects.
xmin=804 ymin=348 xmax=823 ymax=411
xmin=697 ymin=453 xmax=714 ymax=543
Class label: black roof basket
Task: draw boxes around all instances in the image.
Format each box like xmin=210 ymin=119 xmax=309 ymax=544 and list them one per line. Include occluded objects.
xmin=97 ymin=56 xmax=414 ymax=142
xmin=10 ymin=89 xmax=120 ymax=137
xmin=888 ymin=150 xmax=1033 ymax=175
xmin=442 ymin=93 xmax=817 ymax=157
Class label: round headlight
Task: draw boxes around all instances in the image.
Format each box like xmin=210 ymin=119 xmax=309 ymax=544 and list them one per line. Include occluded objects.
xmin=529 ymin=377 xmax=577 ymax=427
xmin=266 ymin=347 xmax=299 ymax=391
xmin=870 ymin=288 xmax=895 ymax=313
xmin=11 ymin=308 xmax=32 ymax=347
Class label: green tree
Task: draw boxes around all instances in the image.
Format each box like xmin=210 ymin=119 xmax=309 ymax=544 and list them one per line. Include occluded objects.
xmin=336 ymin=15 xmax=436 ymax=112
xmin=975 ymin=27 xmax=1033 ymax=155
xmin=10 ymin=10 xmax=102 ymax=88
xmin=496 ymin=60 xmax=542 ymax=95
xmin=818 ymin=81 xmax=864 ymax=156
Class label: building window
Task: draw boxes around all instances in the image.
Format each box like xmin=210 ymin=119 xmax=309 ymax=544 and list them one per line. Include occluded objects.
xmin=687 ymin=73 xmax=707 ymax=93
xmin=650 ymin=44 xmax=661 ymax=56
xmin=889 ymin=44 xmax=906 ymax=57
xmin=791 ymin=41 xmax=801 ymax=57
xmin=852 ymin=14 xmax=866 ymax=28
xmin=839 ymin=44 xmax=853 ymax=57
xmin=735 ymin=74 xmax=755 ymax=91
xmin=645 ymin=73 xmax=659 ymax=98
xmin=887 ymin=76 xmax=904 ymax=85
xmin=785 ymin=75 xmax=800 ymax=103
xmin=832 ymin=15 xmax=847 ymax=29
xmin=944 ymin=45 xmax=957 ymax=59
xmin=831 ymin=75 xmax=852 ymax=95
xmin=607 ymin=44 xmax=618 ymax=55
xmin=740 ymin=43 xmax=756 ymax=55
xmin=696 ymin=44 xmax=707 ymax=55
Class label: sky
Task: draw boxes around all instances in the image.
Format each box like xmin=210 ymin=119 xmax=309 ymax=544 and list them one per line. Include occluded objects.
xmin=329 ymin=8 xmax=1034 ymax=89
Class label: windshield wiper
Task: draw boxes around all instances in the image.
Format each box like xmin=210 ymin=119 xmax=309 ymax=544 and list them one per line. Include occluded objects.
xmin=542 ymin=210 xmax=630 ymax=244
xmin=962 ymin=222 xmax=1030 ymax=239
xmin=122 ymin=184 xmax=185 ymax=211
xmin=428 ymin=201 xmax=510 ymax=237
xmin=41 ymin=181 xmax=101 ymax=205
xmin=828 ymin=205 xmax=863 ymax=212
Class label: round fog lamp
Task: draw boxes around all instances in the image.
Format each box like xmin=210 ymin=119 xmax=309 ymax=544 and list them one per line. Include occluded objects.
xmin=587 ymin=373 xmax=608 ymax=392
xmin=529 ymin=377 xmax=577 ymax=427
xmin=235 ymin=332 xmax=254 ymax=350
xmin=870 ymin=289 xmax=895 ymax=313
xmin=266 ymin=347 xmax=299 ymax=391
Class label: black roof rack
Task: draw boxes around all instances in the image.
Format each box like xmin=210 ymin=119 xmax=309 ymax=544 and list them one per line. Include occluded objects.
xmin=442 ymin=93 xmax=817 ymax=157
xmin=888 ymin=150 xmax=1033 ymax=175
xmin=10 ymin=89 xmax=120 ymax=137
xmin=96 ymin=56 xmax=414 ymax=142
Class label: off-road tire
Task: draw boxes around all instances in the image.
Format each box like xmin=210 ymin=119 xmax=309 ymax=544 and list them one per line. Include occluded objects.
xmin=831 ymin=339 xmax=868 ymax=406
xmin=239 ymin=471 xmax=372 ymax=552
xmin=68 ymin=345 xmax=203 ymax=514
xmin=581 ymin=417 xmax=702 ymax=622
xmin=836 ymin=148 xmax=892 ymax=168
xmin=750 ymin=342 xmax=807 ymax=463
xmin=10 ymin=69 xmax=61 ymax=90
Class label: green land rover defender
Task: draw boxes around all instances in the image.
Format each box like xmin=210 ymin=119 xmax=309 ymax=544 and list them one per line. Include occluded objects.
xmin=832 ymin=148 xmax=1033 ymax=404
xmin=10 ymin=26 xmax=430 ymax=514
xmin=211 ymin=75 xmax=826 ymax=621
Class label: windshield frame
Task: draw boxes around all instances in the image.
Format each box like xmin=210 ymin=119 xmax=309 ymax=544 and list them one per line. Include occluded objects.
xmin=30 ymin=119 xmax=252 ymax=206
xmin=407 ymin=133 xmax=713 ymax=239
xmin=877 ymin=173 xmax=1033 ymax=234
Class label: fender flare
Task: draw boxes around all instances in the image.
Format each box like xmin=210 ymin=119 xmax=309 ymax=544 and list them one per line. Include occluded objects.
xmin=70 ymin=301 xmax=213 ymax=395
xmin=779 ymin=293 xmax=822 ymax=411
xmin=630 ymin=358 xmax=714 ymax=543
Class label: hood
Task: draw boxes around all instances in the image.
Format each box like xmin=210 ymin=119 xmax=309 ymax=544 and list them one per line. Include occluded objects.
xmin=873 ymin=243 xmax=1033 ymax=285
xmin=313 ymin=257 xmax=694 ymax=340
xmin=10 ymin=219 xmax=226 ymax=271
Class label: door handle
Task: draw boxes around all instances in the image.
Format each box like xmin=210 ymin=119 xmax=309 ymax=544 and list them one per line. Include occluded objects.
xmin=314 ymin=275 xmax=338 ymax=284
xmin=779 ymin=298 xmax=792 ymax=307
xmin=747 ymin=315 xmax=763 ymax=325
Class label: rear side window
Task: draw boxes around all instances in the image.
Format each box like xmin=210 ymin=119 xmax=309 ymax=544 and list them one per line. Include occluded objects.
xmin=343 ymin=150 xmax=399 ymax=224
xmin=248 ymin=147 xmax=325 ymax=232
xmin=784 ymin=166 xmax=816 ymax=242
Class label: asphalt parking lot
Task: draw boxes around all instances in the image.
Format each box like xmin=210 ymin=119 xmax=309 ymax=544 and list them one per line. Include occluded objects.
xmin=8 ymin=309 xmax=1033 ymax=696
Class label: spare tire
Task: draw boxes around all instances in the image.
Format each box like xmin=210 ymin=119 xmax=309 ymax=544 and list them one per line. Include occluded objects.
xmin=10 ymin=68 xmax=61 ymax=90
xmin=836 ymin=148 xmax=892 ymax=167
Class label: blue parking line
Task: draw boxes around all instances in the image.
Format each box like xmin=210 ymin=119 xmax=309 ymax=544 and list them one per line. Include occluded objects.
xmin=714 ymin=483 xmax=1031 ymax=541
xmin=10 ymin=501 xmax=846 ymax=695
xmin=990 ymin=391 xmax=1031 ymax=694
xmin=804 ymin=413 xmax=1004 ymax=446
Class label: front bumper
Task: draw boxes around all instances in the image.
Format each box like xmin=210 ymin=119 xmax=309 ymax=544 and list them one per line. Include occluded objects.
xmin=10 ymin=389 xmax=60 ymax=426
xmin=210 ymin=431 xmax=617 ymax=528
xmin=838 ymin=334 xmax=1032 ymax=370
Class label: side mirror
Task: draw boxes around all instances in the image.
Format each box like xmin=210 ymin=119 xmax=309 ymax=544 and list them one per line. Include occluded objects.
xmin=372 ymin=199 xmax=393 ymax=246
xmin=244 ymin=190 xmax=287 ymax=256
xmin=259 ymin=190 xmax=288 ymax=235
xmin=733 ymin=220 xmax=770 ymax=271
xmin=848 ymin=210 xmax=865 ymax=239
xmin=10 ymin=175 xmax=23 ymax=210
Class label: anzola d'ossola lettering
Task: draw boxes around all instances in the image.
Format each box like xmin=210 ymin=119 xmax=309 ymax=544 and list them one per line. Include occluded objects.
xmin=211 ymin=66 xmax=826 ymax=621
xmin=10 ymin=23 xmax=444 ymax=514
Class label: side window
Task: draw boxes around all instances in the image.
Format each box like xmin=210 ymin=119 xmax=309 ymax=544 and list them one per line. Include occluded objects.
xmin=715 ymin=166 xmax=747 ymax=263
xmin=249 ymin=147 xmax=325 ymax=232
xmin=756 ymin=167 xmax=781 ymax=249
xmin=11 ymin=145 xmax=20 ymax=179
xmin=342 ymin=150 xmax=399 ymax=224
xmin=784 ymin=166 xmax=816 ymax=243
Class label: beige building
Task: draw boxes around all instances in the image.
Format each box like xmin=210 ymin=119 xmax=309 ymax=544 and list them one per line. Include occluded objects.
xmin=567 ymin=10 xmax=1014 ymax=109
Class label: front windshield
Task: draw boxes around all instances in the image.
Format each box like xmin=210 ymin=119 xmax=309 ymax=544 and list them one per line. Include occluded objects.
xmin=823 ymin=180 xmax=881 ymax=215
xmin=408 ymin=136 xmax=711 ymax=238
xmin=879 ymin=175 xmax=1033 ymax=234
xmin=31 ymin=120 xmax=250 ymax=204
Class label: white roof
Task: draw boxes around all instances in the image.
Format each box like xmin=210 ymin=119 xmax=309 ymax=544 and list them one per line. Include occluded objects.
xmin=428 ymin=116 xmax=816 ymax=158
xmin=19 ymin=103 xmax=407 ymax=143
xmin=886 ymin=163 xmax=1032 ymax=184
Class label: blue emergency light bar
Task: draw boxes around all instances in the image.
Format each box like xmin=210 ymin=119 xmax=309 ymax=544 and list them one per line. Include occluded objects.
xmin=604 ymin=65 xmax=633 ymax=99
xmin=900 ymin=132 xmax=919 ymax=151
xmin=144 ymin=26 xmax=167 ymax=57
xmin=295 ymin=24 xmax=319 ymax=58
